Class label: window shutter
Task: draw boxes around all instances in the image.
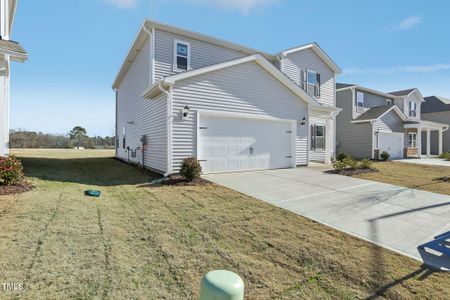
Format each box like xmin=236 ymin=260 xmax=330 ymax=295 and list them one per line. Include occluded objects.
xmin=316 ymin=73 xmax=321 ymax=98
xmin=323 ymin=125 xmax=326 ymax=150
xmin=311 ymin=125 xmax=315 ymax=150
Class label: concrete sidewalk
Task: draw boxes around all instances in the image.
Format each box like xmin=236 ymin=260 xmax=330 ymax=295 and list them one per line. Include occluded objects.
xmin=206 ymin=167 xmax=450 ymax=261
xmin=396 ymin=157 xmax=450 ymax=167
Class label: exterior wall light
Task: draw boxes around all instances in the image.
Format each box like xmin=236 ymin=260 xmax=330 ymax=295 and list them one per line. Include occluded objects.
xmin=181 ymin=105 xmax=190 ymax=120
xmin=300 ymin=117 xmax=307 ymax=126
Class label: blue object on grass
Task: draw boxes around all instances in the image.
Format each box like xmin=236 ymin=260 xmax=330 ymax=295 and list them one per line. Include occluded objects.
xmin=418 ymin=231 xmax=450 ymax=271
xmin=84 ymin=190 xmax=101 ymax=197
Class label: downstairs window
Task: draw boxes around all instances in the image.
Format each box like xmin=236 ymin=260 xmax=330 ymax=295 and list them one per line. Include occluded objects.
xmin=311 ymin=124 xmax=326 ymax=151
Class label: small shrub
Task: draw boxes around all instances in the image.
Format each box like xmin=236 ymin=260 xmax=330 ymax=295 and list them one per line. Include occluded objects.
xmin=380 ymin=151 xmax=390 ymax=161
xmin=343 ymin=157 xmax=358 ymax=170
xmin=179 ymin=157 xmax=202 ymax=181
xmin=0 ymin=156 xmax=24 ymax=186
xmin=359 ymin=158 xmax=373 ymax=169
xmin=336 ymin=152 xmax=350 ymax=162
xmin=332 ymin=160 xmax=347 ymax=172
xmin=439 ymin=152 xmax=450 ymax=159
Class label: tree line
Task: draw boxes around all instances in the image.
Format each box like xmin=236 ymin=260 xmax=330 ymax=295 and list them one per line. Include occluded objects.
xmin=10 ymin=126 xmax=115 ymax=149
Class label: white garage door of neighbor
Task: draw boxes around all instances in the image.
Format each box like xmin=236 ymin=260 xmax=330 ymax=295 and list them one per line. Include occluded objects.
xmin=199 ymin=114 xmax=294 ymax=174
xmin=379 ymin=132 xmax=404 ymax=159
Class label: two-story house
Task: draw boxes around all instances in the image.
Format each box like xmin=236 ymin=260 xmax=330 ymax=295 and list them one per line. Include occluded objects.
xmin=421 ymin=96 xmax=450 ymax=154
xmin=336 ymin=84 xmax=448 ymax=159
xmin=112 ymin=20 xmax=341 ymax=175
xmin=0 ymin=0 xmax=27 ymax=156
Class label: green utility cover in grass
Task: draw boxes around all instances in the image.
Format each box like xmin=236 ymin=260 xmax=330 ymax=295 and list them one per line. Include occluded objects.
xmin=200 ymin=270 xmax=244 ymax=300
xmin=84 ymin=190 xmax=101 ymax=197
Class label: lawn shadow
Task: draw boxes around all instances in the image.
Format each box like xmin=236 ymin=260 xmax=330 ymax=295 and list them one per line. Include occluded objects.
xmin=20 ymin=157 xmax=160 ymax=186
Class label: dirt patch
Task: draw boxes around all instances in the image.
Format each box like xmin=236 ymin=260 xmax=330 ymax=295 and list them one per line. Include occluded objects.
xmin=433 ymin=176 xmax=450 ymax=183
xmin=0 ymin=181 xmax=32 ymax=195
xmin=326 ymin=168 xmax=379 ymax=176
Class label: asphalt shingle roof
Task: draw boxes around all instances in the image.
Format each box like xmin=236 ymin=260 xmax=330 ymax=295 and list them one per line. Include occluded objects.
xmin=422 ymin=96 xmax=450 ymax=113
xmin=389 ymin=88 xmax=416 ymax=96
xmin=336 ymin=83 xmax=355 ymax=90
xmin=354 ymin=105 xmax=394 ymax=121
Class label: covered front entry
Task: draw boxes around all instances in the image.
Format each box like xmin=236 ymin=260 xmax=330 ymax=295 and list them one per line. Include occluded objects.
xmin=198 ymin=112 xmax=296 ymax=174
xmin=379 ymin=132 xmax=404 ymax=159
xmin=404 ymin=121 xmax=449 ymax=158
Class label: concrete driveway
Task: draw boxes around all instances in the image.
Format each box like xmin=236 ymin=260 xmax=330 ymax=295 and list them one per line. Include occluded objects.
xmin=205 ymin=167 xmax=450 ymax=261
xmin=397 ymin=157 xmax=450 ymax=167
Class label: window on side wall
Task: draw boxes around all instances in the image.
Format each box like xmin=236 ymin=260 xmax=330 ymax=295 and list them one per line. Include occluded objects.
xmin=408 ymin=132 xmax=417 ymax=148
xmin=304 ymin=69 xmax=321 ymax=98
xmin=386 ymin=99 xmax=392 ymax=106
xmin=174 ymin=40 xmax=190 ymax=71
xmin=311 ymin=124 xmax=326 ymax=151
xmin=408 ymin=101 xmax=417 ymax=117
xmin=122 ymin=126 xmax=126 ymax=149
xmin=356 ymin=91 xmax=364 ymax=111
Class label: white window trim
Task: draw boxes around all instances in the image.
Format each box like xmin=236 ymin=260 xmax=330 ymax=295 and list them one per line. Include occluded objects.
xmin=408 ymin=101 xmax=417 ymax=118
xmin=386 ymin=99 xmax=392 ymax=105
xmin=306 ymin=69 xmax=320 ymax=98
xmin=173 ymin=39 xmax=191 ymax=72
xmin=408 ymin=132 xmax=417 ymax=148
xmin=356 ymin=91 xmax=364 ymax=111
xmin=311 ymin=124 xmax=326 ymax=151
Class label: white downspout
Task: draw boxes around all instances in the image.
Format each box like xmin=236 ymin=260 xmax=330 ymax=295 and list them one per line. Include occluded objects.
xmin=158 ymin=82 xmax=173 ymax=177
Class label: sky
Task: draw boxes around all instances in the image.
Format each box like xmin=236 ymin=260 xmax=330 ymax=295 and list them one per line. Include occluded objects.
xmin=10 ymin=0 xmax=450 ymax=136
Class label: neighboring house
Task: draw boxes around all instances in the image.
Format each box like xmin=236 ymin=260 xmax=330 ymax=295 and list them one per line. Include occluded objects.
xmin=112 ymin=20 xmax=341 ymax=175
xmin=421 ymin=96 xmax=450 ymax=154
xmin=336 ymin=84 xmax=448 ymax=159
xmin=0 ymin=0 xmax=28 ymax=156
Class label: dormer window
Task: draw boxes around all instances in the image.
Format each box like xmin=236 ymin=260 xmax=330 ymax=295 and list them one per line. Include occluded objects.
xmin=408 ymin=101 xmax=417 ymax=117
xmin=174 ymin=40 xmax=190 ymax=71
xmin=303 ymin=69 xmax=321 ymax=98
xmin=386 ymin=99 xmax=392 ymax=106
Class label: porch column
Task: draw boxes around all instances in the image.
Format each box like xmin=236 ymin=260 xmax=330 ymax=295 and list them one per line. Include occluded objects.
xmin=439 ymin=129 xmax=443 ymax=155
xmin=325 ymin=115 xmax=332 ymax=164
xmin=417 ymin=126 xmax=422 ymax=157
xmin=426 ymin=128 xmax=431 ymax=157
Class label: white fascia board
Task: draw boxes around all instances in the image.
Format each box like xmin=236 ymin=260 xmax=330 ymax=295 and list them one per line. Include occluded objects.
xmin=0 ymin=49 xmax=27 ymax=62
xmin=280 ymin=43 xmax=342 ymax=75
xmin=377 ymin=105 xmax=407 ymax=122
xmin=351 ymin=119 xmax=376 ymax=124
xmin=112 ymin=22 xmax=149 ymax=90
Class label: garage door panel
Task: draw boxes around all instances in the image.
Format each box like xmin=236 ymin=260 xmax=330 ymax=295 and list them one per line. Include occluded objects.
xmin=199 ymin=115 xmax=294 ymax=174
xmin=379 ymin=132 xmax=404 ymax=159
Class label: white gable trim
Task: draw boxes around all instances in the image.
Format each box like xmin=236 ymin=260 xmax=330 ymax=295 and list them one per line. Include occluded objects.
xmin=351 ymin=105 xmax=407 ymax=124
xmin=147 ymin=54 xmax=331 ymax=108
xmin=280 ymin=43 xmax=342 ymax=75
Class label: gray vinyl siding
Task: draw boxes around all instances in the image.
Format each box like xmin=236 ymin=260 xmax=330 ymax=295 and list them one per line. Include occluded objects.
xmin=422 ymin=111 xmax=450 ymax=153
xmin=372 ymin=110 xmax=404 ymax=149
xmin=154 ymin=29 xmax=248 ymax=82
xmin=281 ymin=48 xmax=335 ymax=107
xmin=354 ymin=89 xmax=392 ymax=118
xmin=336 ymin=89 xmax=373 ymax=158
xmin=170 ymin=61 xmax=309 ymax=172
xmin=116 ymin=38 xmax=168 ymax=173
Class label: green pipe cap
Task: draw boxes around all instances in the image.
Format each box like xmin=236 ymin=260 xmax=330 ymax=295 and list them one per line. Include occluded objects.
xmin=200 ymin=270 xmax=244 ymax=300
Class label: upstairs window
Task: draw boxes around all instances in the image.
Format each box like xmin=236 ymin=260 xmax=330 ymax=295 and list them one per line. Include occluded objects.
xmin=356 ymin=91 xmax=364 ymax=110
xmin=303 ymin=69 xmax=321 ymax=98
xmin=311 ymin=124 xmax=326 ymax=151
xmin=174 ymin=40 xmax=190 ymax=71
xmin=409 ymin=101 xmax=417 ymax=117
xmin=386 ymin=99 xmax=392 ymax=105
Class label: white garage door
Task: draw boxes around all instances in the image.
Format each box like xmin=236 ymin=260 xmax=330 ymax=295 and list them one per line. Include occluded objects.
xmin=379 ymin=132 xmax=404 ymax=159
xmin=199 ymin=114 xmax=294 ymax=174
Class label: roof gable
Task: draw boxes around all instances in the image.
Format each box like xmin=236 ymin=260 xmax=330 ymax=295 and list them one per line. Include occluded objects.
xmin=144 ymin=54 xmax=326 ymax=108
xmin=353 ymin=105 xmax=406 ymax=123
xmin=280 ymin=43 xmax=341 ymax=74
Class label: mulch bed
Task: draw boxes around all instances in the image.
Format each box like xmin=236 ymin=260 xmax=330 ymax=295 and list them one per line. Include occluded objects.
xmin=325 ymin=168 xmax=379 ymax=176
xmin=0 ymin=181 xmax=32 ymax=196
xmin=161 ymin=176 xmax=211 ymax=186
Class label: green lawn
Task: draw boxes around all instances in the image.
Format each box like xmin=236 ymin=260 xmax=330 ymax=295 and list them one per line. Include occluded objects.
xmin=0 ymin=149 xmax=448 ymax=299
